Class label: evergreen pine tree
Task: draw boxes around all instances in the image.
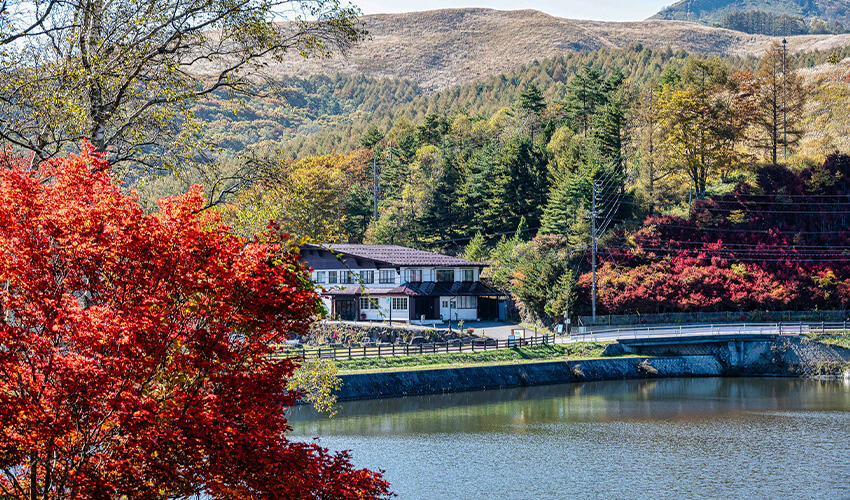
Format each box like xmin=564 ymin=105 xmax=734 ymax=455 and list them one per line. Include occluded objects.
xmin=463 ymin=232 xmax=489 ymax=262
xmin=518 ymin=83 xmax=546 ymax=114
xmin=564 ymin=66 xmax=606 ymax=136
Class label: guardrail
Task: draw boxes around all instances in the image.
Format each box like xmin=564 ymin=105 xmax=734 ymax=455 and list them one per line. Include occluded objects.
xmin=282 ymin=334 xmax=556 ymax=360
xmin=577 ymin=321 xmax=850 ymax=340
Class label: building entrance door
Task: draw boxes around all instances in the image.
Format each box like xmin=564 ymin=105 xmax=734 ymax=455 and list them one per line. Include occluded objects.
xmin=477 ymin=297 xmax=500 ymax=320
xmin=414 ymin=297 xmax=438 ymax=320
xmin=336 ymin=299 xmax=356 ymax=321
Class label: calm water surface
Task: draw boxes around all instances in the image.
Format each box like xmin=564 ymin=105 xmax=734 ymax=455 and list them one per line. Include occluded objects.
xmin=288 ymin=378 xmax=850 ymax=499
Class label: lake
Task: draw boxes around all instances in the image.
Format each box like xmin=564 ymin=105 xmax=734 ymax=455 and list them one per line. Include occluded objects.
xmin=288 ymin=377 xmax=850 ymax=499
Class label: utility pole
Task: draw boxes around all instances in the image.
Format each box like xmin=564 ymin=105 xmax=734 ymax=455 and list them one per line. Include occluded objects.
xmin=590 ymin=180 xmax=601 ymax=325
xmin=372 ymin=154 xmax=378 ymax=221
xmin=782 ymin=38 xmax=788 ymax=161
xmin=563 ymin=279 xmax=571 ymax=336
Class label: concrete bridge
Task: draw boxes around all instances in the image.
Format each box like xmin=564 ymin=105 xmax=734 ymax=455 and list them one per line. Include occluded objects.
xmin=602 ymin=332 xmax=849 ymax=373
xmin=563 ymin=320 xmax=850 ymax=345
xmin=617 ymin=334 xmax=784 ymax=369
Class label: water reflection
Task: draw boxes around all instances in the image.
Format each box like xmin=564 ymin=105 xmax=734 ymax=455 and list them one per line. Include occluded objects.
xmin=289 ymin=378 xmax=850 ymax=499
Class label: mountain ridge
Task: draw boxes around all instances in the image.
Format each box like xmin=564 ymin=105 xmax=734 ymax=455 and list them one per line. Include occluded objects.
xmin=652 ymin=0 xmax=850 ymax=26
xmin=189 ymin=8 xmax=850 ymax=92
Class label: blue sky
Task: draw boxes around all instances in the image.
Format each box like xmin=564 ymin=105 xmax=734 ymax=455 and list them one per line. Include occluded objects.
xmin=354 ymin=0 xmax=675 ymax=22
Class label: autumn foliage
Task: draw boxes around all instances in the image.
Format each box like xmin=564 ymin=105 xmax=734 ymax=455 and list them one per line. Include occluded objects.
xmin=0 ymin=145 xmax=390 ymax=499
xmin=579 ymin=154 xmax=850 ymax=315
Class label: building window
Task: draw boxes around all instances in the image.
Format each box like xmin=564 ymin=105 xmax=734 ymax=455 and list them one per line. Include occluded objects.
xmin=340 ymin=271 xmax=356 ymax=284
xmin=392 ymin=297 xmax=408 ymax=310
xmin=359 ymin=297 xmax=379 ymax=310
xmin=436 ymin=269 xmax=455 ymax=282
xmin=408 ymin=269 xmax=422 ymax=282
xmin=462 ymin=269 xmax=474 ymax=282
xmin=379 ymin=269 xmax=395 ymax=284
xmin=442 ymin=300 xmax=448 ymax=308
xmin=315 ymin=271 xmax=326 ymax=283
xmin=361 ymin=270 xmax=374 ymax=284
xmin=328 ymin=271 xmax=338 ymax=284
xmin=457 ymin=296 xmax=476 ymax=309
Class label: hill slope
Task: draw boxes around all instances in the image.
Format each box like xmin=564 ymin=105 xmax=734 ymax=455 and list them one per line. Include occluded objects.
xmin=652 ymin=0 xmax=850 ymax=26
xmin=191 ymin=8 xmax=850 ymax=93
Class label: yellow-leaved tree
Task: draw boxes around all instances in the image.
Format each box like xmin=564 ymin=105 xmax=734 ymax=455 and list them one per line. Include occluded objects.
xmin=225 ymin=149 xmax=372 ymax=242
xmin=655 ymin=58 xmax=752 ymax=197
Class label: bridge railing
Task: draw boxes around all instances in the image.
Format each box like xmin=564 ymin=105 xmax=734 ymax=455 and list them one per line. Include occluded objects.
xmin=577 ymin=321 xmax=850 ymax=340
xmin=579 ymin=310 xmax=849 ymax=326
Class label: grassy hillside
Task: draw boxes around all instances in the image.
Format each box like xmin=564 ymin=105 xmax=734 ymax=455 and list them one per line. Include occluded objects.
xmin=193 ymin=44 xmax=850 ymax=159
xmin=194 ymin=75 xmax=424 ymax=155
xmin=190 ymin=8 xmax=850 ymax=94
xmin=652 ymin=0 xmax=850 ymax=27
xmin=798 ymin=57 xmax=850 ymax=157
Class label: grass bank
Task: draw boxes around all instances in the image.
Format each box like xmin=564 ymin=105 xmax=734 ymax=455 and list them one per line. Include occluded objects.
xmin=807 ymin=332 xmax=850 ymax=350
xmin=335 ymin=342 xmax=612 ymax=374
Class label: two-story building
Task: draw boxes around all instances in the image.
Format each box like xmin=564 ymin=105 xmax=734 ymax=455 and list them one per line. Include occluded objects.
xmin=300 ymin=244 xmax=505 ymax=323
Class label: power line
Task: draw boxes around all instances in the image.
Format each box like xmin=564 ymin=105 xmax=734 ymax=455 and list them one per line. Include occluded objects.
xmin=592 ymin=198 xmax=850 ymax=214
xmin=604 ymin=235 xmax=850 ymax=249
xmin=706 ymin=193 xmax=850 ymax=198
xmin=429 ymin=225 xmax=542 ymax=245
xmin=630 ymin=222 xmax=850 ymax=235
xmin=703 ymin=199 xmax=850 ymax=206
xmin=604 ymin=245 xmax=850 ymax=262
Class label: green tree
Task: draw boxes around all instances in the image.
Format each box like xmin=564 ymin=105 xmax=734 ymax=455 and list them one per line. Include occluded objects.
xmin=420 ymin=146 xmax=463 ymax=242
xmin=564 ymin=66 xmax=607 ymax=136
xmin=460 ymin=141 xmax=502 ymax=234
xmin=518 ymin=82 xmax=546 ymax=114
xmin=361 ymin=125 xmax=385 ymax=148
xmin=540 ymin=135 xmax=620 ymax=245
xmin=592 ymin=69 xmax=629 ymax=169
xmin=463 ymin=232 xmax=489 ymax=262
xmin=418 ymin=113 xmax=451 ymax=146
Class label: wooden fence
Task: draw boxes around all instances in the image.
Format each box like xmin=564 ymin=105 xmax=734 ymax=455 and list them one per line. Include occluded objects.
xmin=282 ymin=334 xmax=555 ymax=360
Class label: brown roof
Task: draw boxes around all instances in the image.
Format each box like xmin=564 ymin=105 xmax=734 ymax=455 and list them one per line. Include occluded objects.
xmin=319 ymin=244 xmax=486 ymax=267
xmin=321 ymin=286 xmax=417 ymax=297
xmin=321 ymin=282 xmax=503 ymax=298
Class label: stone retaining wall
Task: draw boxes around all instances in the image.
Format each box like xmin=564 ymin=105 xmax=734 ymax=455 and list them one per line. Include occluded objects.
xmin=336 ymin=356 xmax=722 ymax=401
xmin=334 ymin=336 xmax=850 ymax=401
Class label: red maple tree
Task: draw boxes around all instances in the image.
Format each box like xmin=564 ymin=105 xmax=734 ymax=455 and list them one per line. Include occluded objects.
xmin=0 ymin=144 xmax=391 ymax=499
xmin=577 ymin=154 xmax=850 ymax=316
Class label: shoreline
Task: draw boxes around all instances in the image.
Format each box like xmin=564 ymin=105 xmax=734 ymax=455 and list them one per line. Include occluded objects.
xmin=334 ymin=335 xmax=850 ymax=401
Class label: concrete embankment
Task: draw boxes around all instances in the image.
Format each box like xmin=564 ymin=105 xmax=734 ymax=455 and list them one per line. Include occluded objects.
xmin=616 ymin=334 xmax=850 ymax=376
xmin=336 ymin=356 xmax=722 ymax=401
xmin=335 ymin=335 xmax=850 ymax=401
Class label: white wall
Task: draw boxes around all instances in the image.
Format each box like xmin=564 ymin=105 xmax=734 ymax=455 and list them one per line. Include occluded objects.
xmin=438 ymin=296 xmax=478 ymax=321
xmin=400 ymin=266 xmax=479 ymax=283
xmin=313 ymin=266 xmax=480 ymax=287
xmin=312 ymin=268 xmax=400 ymax=288
xmin=357 ymin=296 xmax=409 ymax=322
